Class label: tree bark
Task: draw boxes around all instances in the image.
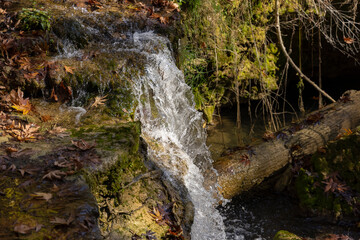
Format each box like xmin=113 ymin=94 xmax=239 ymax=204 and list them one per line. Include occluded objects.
xmin=215 ymin=90 xmax=360 ymax=199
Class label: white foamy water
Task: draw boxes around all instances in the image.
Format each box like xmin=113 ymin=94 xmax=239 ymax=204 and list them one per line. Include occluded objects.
xmin=132 ymin=32 xmax=226 ymax=240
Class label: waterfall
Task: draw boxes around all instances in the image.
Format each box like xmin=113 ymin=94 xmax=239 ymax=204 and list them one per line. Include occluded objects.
xmin=132 ymin=32 xmax=226 ymax=240
xmin=51 ymin=5 xmax=226 ymax=236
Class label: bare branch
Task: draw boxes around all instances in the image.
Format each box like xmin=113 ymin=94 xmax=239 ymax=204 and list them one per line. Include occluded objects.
xmin=275 ymin=0 xmax=336 ymax=103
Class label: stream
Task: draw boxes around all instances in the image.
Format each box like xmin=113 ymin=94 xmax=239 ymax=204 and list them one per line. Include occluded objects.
xmin=40 ymin=4 xmax=359 ymax=239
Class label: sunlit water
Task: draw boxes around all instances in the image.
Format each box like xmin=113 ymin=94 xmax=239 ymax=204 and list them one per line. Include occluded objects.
xmin=131 ymin=32 xmax=226 ymax=239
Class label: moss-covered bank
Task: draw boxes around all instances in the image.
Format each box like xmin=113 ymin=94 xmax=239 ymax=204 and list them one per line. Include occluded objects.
xmin=295 ymin=134 xmax=360 ymax=219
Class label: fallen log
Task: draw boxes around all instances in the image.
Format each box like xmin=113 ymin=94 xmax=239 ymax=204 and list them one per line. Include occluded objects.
xmin=215 ymin=90 xmax=360 ymax=199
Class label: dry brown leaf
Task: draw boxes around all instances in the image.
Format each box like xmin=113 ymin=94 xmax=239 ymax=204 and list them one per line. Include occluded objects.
xmin=48 ymin=126 xmax=69 ymax=138
xmin=13 ymin=224 xmax=34 ymax=234
xmin=42 ymin=170 xmax=67 ymax=180
xmin=64 ymin=65 xmax=75 ymax=74
xmin=18 ymin=57 xmax=31 ymax=71
xmin=23 ymin=72 xmax=39 ymax=81
xmin=31 ymin=192 xmax=52 ymax=202
xmin=35 ymin=224 xmax=43 ymax=232
xmin=12 ymin=101 xmax=32 ymax=115
xmin=5 ymin=147 xmax=18 ymax=154
xmin=159 ymin=16 xmax=168 ymax=24
xmin=8 ymin=88 xmax=32 ymax=114
xmin=150 ymin=13 xmax=162 ymax=19
xmin=50 ymin=211 xmax=75 ymax=225
xmin=72 ymin=139 xmax=96 ymax=151
xmin=90 ymin=95 xmax=107 ymax=108
xmin=167 ymin=1 xmax=180 ymax=12
xmin=54 ymin=160 xmax=74 ymax=168
xmin=8 ymin=164 xmax=16 ymax=171
xmin=18 ymin=168 xmax=37 ymax=177
xmin=8 ymin=124 xmax=40 ymax=141
xmin=41 ymin=115 xmax=52 ymax=122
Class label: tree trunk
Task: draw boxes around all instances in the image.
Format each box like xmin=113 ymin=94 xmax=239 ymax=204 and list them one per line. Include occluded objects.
xmin=215 ymin=90 xmax=360 ymax=199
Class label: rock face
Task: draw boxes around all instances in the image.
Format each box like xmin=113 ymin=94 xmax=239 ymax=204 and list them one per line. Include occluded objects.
xmin=215 ymin=90 xmax=360 ymax=199
xmin=0 ymin=105 xmax=191 ymax=239
xmin=0 ymin=0 xmax=191 ymax=239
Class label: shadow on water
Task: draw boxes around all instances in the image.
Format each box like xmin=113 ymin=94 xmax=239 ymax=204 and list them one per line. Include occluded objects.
xmin=206 ymin=111 xmax=265 ymax=161
xmin=218 ymin=190 xmax=360 ymax=240
xmin=208 ymin=110 xmax=360 ymax=240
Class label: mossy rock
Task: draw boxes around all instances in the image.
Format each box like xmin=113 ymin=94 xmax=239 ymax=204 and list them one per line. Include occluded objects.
xmin=294 ymin=134 xmax=360 ymax=218
xmin=53 ymin=17 xmax=89 ymax=49
xmin=273 ymin=230 xmax=302 ymax=240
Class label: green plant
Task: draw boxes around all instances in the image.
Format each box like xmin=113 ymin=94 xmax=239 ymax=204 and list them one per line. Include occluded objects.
xmin=18 ymin=8 xmax=51 ymax=31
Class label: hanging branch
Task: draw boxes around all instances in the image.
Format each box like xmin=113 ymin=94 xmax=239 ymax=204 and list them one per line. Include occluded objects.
xmin=274 ymin=0 xmax=336 ymax=103
xmin=296 ymin=0 xmax=360 ymax=61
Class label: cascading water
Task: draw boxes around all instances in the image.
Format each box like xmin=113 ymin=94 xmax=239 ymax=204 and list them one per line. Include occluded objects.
xmin=50 ymin=5 xmax=226 ymax=237
xmin=131 ymin=32 xmax=226 ymax=240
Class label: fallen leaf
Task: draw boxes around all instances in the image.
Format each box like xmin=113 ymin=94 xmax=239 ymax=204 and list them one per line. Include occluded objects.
xmin=90 ymin=95 xmax=107 ymax=108
xmin=41 ymin=115 xmax=52 ymax=122
xmin=72 ymin=139 xmax=96 ymax=151
xmin=12 ymin=101 xmax=32 ymax=115
xmin=31 ymin=192 xmax=52 ymax=202
xmin=8 ymin=164 xmax=16 ymax=171
xmin=48 ymin=125 xmax=67 ymax=135
xmin=5 ymin=147 xmax=18 ymax=154
xmin=64 ymin=65 xmax=75 ymax=74
xmin=159 ymin=16 xmax=169 ymax=24
xmin=54 ymin=160 xmax=74 ymax=168
xmin=167 ymin=1 xmax=180 ymax=12
xmin=150 ymin=13 xmax=162 ymax=19
xmin=42 ymin=170 xmax=67 ymax=180
xmin=18 ymin=57 xmax=32 ymax=71
xmin=18 ymin=168 xmax=37 ymax=176
xmin=14 ymin=224 xmax=34 ymax=234
xmin=35 ymin=224 xmax=43 ymax=232
xmin=23 ymin=72 xmax=39 ymax=81
xmin=8 ymin=124 xmax=39 ymax=141
xmin=50 ymin=211 xmax=75 ymax=225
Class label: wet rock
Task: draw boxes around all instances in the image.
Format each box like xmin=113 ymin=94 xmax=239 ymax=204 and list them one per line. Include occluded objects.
xmin=53 ymin=17 xmax=89 ymax=49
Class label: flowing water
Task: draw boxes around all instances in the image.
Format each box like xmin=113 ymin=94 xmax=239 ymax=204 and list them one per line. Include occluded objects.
xmin=131 ymin=32 xmax=226 ymax=240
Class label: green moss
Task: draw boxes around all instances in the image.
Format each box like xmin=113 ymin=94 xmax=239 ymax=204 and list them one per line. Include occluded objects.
xmin=295 ymin=135 xmax=360 ymax=218
xmin=203 ymin=105 xmax=215 ymax=123
xmin=273 ymin=230 xmax=302 ymax=240
xmin=77 ymin=121 xmax=144 ymax=207
xmin=71 ymin=122 xmax=140 ymax=153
